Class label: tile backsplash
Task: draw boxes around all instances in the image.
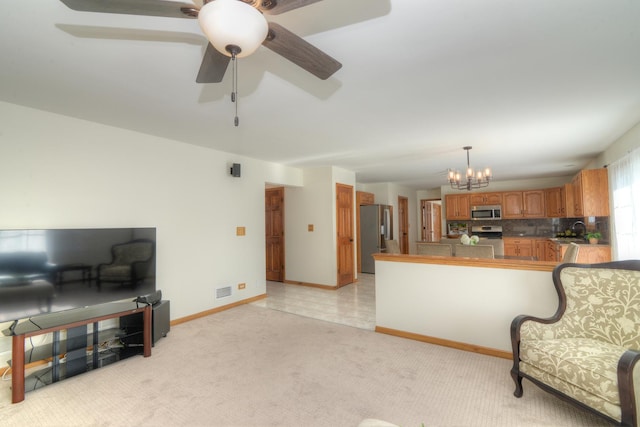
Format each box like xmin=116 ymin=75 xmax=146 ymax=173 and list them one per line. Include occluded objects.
xmin=447 ymin=217 xmax=610 ymax=242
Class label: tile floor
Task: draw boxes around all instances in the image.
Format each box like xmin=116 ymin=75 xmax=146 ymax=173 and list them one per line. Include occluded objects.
xmin=251 ymin=273 xmax=376 ymax=330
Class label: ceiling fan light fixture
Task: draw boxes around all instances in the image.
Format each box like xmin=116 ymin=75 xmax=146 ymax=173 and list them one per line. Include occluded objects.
xmin=198 ymin=0 xmax=269 ymax=58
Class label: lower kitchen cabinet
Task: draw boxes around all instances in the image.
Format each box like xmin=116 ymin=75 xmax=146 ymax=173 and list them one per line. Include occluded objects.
xmin=535 ymin=239 xmax=547 ymax=261
xmin=559 ymin=244 xmax=612 ymax=263
xmin=503 ymin=237 xmax=534 ymax=257
xmin=545 ymin=240 xmax=612 ymax=263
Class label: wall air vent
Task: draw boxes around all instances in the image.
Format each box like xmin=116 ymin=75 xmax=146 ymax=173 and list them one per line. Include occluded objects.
xmin=216 ymin=286 xmax=232 ymax=299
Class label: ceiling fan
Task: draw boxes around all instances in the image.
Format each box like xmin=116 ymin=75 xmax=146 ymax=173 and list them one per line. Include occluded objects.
xmin=59 ymin=0 xmax=343 ymax=83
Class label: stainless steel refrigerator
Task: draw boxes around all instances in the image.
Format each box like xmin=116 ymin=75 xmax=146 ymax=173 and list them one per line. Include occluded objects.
xmin=360 ymin=204 xmax=393 ymax=274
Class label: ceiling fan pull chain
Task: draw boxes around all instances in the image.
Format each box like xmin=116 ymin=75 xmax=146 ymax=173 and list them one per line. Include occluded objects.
xmin=231 ymin=52 xmax=239 ymax=127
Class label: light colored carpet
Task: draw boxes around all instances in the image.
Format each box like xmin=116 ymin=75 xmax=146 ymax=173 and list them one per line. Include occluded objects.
xmin=0 ymin=305 xmax=611 ymax=427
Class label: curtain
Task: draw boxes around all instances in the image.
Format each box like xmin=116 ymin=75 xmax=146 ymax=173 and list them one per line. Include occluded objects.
xmin=608 ymin=147 xmax=640 ymax=260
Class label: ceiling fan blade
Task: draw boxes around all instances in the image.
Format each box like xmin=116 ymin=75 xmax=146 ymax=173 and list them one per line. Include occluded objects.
xmin=262 ymin=22 xmax=341 ymax=80
xmin=196 ymin=43 xmax=231 ymax=83
xmin=59 ymin=0 xmax=198 ymax=19
xmin=257 ymin=0 xmax=323 ymax=15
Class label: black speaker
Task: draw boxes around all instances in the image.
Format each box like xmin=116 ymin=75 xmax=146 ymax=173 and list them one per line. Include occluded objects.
xmin=120 ymin=300 xmax=170 ymax=346
xmin=230 ymin=163 xmax=241 ymax=177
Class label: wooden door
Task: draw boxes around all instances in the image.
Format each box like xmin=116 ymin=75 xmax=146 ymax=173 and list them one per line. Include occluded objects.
xmin=432 ymin=203 xmax=442 ymax=241
xmin=265 ymin=187 xmax=284 ymax=281
xmin=421 ymin=200 xmax=442 ymax=242
xmin=398 ymin=196 xmax=409 ymax=254
xmin=336 ymin=184 xmax=354 ymax=287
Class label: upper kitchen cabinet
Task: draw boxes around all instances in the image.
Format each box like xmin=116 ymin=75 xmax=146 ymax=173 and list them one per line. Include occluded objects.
xmin=445 ymin=194 xmax=470 ymax=220
xmin=469 ymin=192 xmax=502 ymax=206
xmin=572 ymin=168 xmax=609 ymax=217
xmin=564 ymin=183 xmax=575 ymax=217
xmin=503 ymin=190 xmax=545 ymax=218
xmin=544 ymin=183 xmax=582 ymax=218
xmin=544 ymin=187 xmax=566 ymax=217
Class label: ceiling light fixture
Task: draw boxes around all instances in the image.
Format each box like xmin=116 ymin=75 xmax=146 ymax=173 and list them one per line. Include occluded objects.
xmin=198 ymin=0 xmax=269 ymax=126
xmin=448 ymin=146 xmax=492 ymax=191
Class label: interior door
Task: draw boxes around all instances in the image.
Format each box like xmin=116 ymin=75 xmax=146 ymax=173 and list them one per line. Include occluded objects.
xmin=336 ymin=183 xmax=355 ymax=286
xmin=421 ymin=200 xmax=442 ymax=242
xmin=265 ymin=187 xmax=284 ymax=282
xmin=398 ymin=196 xmax=409 ymax=254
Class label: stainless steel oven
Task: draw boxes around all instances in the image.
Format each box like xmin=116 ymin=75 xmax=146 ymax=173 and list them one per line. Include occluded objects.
xmin=471 ymin=205 xmax=501 ymax=220
xmin=471 ymin=225 xmax=503 ymax=239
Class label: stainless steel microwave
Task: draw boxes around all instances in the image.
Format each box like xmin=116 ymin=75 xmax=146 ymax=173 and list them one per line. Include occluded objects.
xmin=471 ymin=205 xmax=501 ymax=220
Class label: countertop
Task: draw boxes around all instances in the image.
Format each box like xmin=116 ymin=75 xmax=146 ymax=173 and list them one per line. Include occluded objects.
xmin=502 ymin=235 xmax=609 ymax=245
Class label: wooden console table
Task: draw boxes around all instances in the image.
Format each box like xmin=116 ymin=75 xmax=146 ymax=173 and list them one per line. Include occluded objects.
xmin=3 ymin=301 xmax=151 ymax=403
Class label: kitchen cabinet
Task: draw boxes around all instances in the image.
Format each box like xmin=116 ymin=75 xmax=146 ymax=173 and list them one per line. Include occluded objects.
xmin=564 ymin=183 xmax=575 ymax=217
xmin=445 ymin=194 xmax=470 ymax=220
xmin=534 ymin=239 xmax=547 ymax=261
xmin=545 ymin=240 xmax=559 ymax=261
xmin=356 ymin=191 xmax=374 ymax=205
xmin=572 ymin=173 xmax=584 ymax=217
xmin=557 ymin=243 xmax=611 ymax=263
xmin=544 ymin=187 xmax=566 ymax=217
xmin=469 ymin=192 xmax=502 ymax=206
xmin=572 ymin=168 xmax=609 ymax=217
xmin=503 ymin=237 xmax=534 ymax=257
xmin=545 ymin=240 xmax=612 ymax=263
xmin=502 ymin=190 xmax=545 ymax=218
xmin=502 ymin=192 xmax=523 ymax=218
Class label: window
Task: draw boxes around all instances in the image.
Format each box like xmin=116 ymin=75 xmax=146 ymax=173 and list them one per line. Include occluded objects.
xmin=0 ymin=230 xmax=46 ymax=253
xmin=609 ymin=147 xmax=640 ymax=260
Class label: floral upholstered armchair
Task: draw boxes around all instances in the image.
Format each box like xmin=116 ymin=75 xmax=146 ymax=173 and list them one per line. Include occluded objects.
xmin=511 ymin=260 xmax=640 ymax=427
xmin=96 ymin=239 xmax=155 ymax=290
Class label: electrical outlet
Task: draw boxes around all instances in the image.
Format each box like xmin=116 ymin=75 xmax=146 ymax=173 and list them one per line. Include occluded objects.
xmin=238 ymin=283 xmax=246 ymax=290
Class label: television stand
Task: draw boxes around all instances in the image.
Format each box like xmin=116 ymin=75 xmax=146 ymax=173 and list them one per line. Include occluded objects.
xmin=2 ymin=301 xmax=151 ymax=403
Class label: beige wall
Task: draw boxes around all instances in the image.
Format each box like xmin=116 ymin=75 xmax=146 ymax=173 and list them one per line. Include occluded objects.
xmin=0 ymin=101 xmax=303 ymax=324
xmin=375 ymin=259 xmax=558 ymax=352
xmin=284 ymin=166 xmax=356 ymax=287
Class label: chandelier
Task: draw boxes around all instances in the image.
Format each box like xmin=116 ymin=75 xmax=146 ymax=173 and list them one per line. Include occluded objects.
xmin=448 ymin=146 xmax=492 ymax=191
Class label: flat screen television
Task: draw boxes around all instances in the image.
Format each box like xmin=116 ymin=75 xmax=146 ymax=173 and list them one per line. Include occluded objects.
xmin=0 ymin=228 xmax=156 ymax=324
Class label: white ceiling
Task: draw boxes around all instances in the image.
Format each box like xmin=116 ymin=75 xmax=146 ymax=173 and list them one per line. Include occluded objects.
xmin=2 ymin=0 xmax=639 ymax=189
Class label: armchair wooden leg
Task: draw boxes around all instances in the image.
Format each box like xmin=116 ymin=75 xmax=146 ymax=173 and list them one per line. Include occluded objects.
xmin=511 ymin=369 xmax=523 ymax=397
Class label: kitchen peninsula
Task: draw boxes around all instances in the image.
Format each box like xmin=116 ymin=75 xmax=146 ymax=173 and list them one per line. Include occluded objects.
xmin=373 ymin=253 xmax=558 ymax=358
